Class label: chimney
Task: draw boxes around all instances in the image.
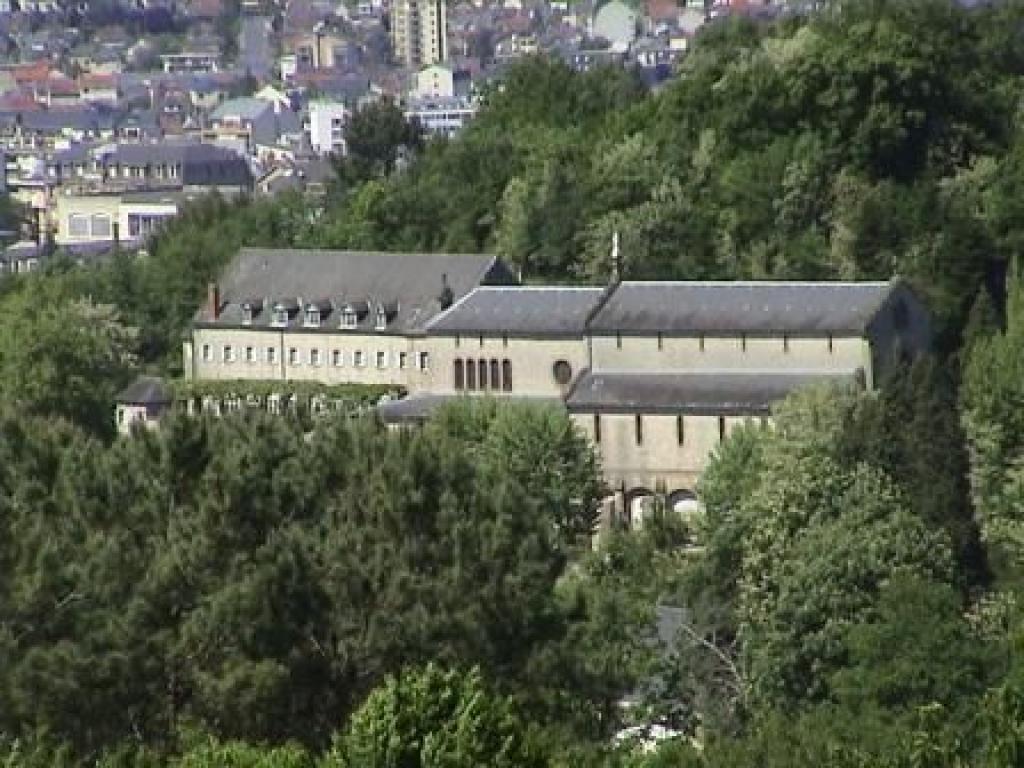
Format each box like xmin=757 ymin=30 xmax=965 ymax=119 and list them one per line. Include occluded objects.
xmin=208 ymin=282 xmax=220 ymax=320
xmin=439 ymin=273 xmax=453 ymax=309
xmin=610 ymin=230 xmax=622 ymax=284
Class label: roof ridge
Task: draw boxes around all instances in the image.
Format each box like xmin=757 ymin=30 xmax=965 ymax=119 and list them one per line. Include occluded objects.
xmin=587 ymin=368 xmax=861 ymax=377
xmin=473 ymin=285 xmax=605 ymax=291
xmin=617 ymin=280 xmax=894 ymax=287
xmin=238 ymin=246 xmax=499 ymax=259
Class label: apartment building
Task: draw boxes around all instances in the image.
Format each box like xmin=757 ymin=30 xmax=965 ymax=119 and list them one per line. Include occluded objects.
xmin=391 ymin=0 xmax=448 ymax=68
xmin=306 ymin=100 xmax=349 ymax=155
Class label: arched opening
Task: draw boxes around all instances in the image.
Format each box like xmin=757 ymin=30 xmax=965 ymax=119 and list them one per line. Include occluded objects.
xmin=625 ymin=487 xmax=656 ymax=530
xmin=667 ymin=488 xmax=701 ymax=515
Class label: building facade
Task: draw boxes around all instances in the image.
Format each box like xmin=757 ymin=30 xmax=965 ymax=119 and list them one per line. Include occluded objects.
xmin=54 ymin=190 xmax=180 ymax=245
xmin=391 ymin=0 xmax=448 ymax=68
xmin=306 ymin=101 xmax=349 ymax=155
xmin=188 ymin=248 xmax=932 ymax=526
xmin=185 ymin=248 xmax=517 ymax=389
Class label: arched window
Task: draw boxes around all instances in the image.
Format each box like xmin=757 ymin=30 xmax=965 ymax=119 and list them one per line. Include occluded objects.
xmin=466 ymin=358 xmax=476 ymax=390
xmin=478 ymin=360 xmax=488 ymax=390
xmin=490 ymin=359 xmax=500 ymax=389
xmin=502 ymin=359 xmax=512 ymax=392
xmin=454 ymin=358 xmax=464 ymax=390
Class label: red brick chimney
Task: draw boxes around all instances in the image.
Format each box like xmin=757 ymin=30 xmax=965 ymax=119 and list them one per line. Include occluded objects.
xmin=208 ymin=283 xmax=220 ymax=320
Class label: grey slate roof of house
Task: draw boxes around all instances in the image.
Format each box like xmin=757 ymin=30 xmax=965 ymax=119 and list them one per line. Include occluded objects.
xmin=199 ymin=248 xmax=517 ymax=333
xmin=100 ymin=142 xmax=252 ymax=187
xmin=0 ymin=107 xmax=101 ymax=133
xmin=587 ymin=281 xmax=896 ymax=334
xmin=210 ymin=97 xmax=273 ymax=121
xmin=565 ymin=370 xmax=860 ymax=414
xmin=116 ymin=375 xmax=173 ymax=405
xmin=426 ymin=286 xmax=607 ymax=335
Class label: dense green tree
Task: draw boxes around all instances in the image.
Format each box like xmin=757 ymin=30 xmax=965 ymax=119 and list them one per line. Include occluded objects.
xmin=337 ymin=100 xmax=424 ymax=185
xmin=427 ymin=399 xmax=604 ymax=546
xmin=831 ymin=576 xmax=997 ymax=717
xmin=0 ymin=277 xmax=135 ymax=435
xmin=325 ymin=664 xmax=546 ymax=768
xmin=963 ymin=268 xmax=1024 ymax=573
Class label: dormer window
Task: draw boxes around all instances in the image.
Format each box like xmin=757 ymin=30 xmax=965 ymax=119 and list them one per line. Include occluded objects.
xmin=339 ymin=299 xmax=368 ymax=329
xmin=374 ymin=300 xmax=398 ymax=331
xmin=270 ymin=298 xmax=299 ymax=327
xmin=241 ymin=298 xmax=263 ymax=326
xmin=304 ymin=299 xmax=332 ymax=328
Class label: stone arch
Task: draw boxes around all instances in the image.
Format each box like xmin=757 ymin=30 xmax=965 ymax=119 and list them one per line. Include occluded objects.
xmin=667 ymin=488 xmax=701 ymax=515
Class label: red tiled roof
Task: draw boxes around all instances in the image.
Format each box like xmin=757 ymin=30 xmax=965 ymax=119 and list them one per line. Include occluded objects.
xmin=47 ymin=78 xmax=80 ymax=96
xmin=646 ymin=0 xmax=679 ymax=22
xmin=12 ymin=60 xmax=52 ymax=84
xmin=79 ymin=73 xmax=119 ymax=89
xmin=0 ymin=93 xmax=41 ymax=111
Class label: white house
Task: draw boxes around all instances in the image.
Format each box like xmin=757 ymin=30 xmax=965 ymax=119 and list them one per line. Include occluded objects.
xmin=306 ymin=100 xmax=349 ymax=155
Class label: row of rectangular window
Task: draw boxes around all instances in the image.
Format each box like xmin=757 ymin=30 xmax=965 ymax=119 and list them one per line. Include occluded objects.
xmin=201 ymin=344 xmax=428 ymax=370
xmin=592 ymin=414 xmax=766 ymax=446
xmin=615 ymin=333 xmax=836 ymax=353
xmin=256 ymin=307 xmax=389 ymax=330
xmin=453 ymin=358 xmax=512 ymax=392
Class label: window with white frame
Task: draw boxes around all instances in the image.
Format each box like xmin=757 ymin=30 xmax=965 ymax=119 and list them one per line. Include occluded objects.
xmin=271 ymin=306 xmax=289 ymax=327
xmin=304 ymin=307 xmax=321 ymax=328
xmin=418 ymin=351 xmax=429 ymax=370
xmin=68 ymin=214 xmax=89 ymax=237
xmin=354 ymin=350 xmax=365 ymax=367
xmin=90 ymin=214 xmax=111 ymax=238
xmin=222 ymin=344 xmax=234 ymax=363
xmin=399 ymin=351 xmax=408 ymax=369
xmin=310 ymin=348 xmax=321 ymax=366
xmin=376 ymin=350 xmax=387 ymax=368
xmin=341 ymin=309 xmax=358 ymax=329
xmin=289 ymin=347 xmax=299 ymax=366
xmin=267 ymin=346 xmax=277 ymax=364
xmin=332 ymin=349 xmax=342 ymax=367
xmin=202 ymin=343 xmax=211 ymax=362
xmin=245 ymin=345 xmax=255 ymax=363
xmin=375 ymin=307 xmax=387 ymax=330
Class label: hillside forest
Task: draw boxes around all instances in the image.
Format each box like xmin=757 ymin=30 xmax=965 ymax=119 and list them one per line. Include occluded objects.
xmin=6 ymin=0 xmax=1024 ymax=765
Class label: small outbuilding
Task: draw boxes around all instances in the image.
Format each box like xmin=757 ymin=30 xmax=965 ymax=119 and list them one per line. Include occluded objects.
xmin=115 ymin=376 xmax=173 ymax=435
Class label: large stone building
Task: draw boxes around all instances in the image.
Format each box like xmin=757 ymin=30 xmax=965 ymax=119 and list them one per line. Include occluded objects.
xmin=390 ymin=0 xmax=448 ymax=68
xmin=187 ymin=247 xmax=932 ymax=524
xmin=185 ymin=248 xmax=516 ymax=388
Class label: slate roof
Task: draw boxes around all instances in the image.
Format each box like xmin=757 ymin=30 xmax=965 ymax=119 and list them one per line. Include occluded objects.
xmin=199 ymin=248 xmax=517 ymax=333
xmin=100 ymin=142 xmax=252 ymax=187
xmin=116 ymin=376 xmax=173 ymax=405
xmin=588 ymin=281 xmax=897 ymax=335
xmin=565 ymin=370 xmax=860 ymax=414
xmin=426 ymin=286 xmax=607 ymax=336
xmin=210 ymin=97 xmax=273 ymax=121
xmin=1 ymin=106 xmax=101 ymax=133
